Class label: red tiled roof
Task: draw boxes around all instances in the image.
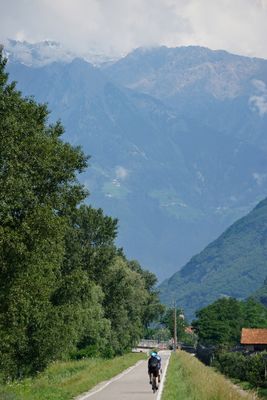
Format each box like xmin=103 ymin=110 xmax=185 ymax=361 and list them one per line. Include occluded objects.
xmin=241 ymin=328 xmax=267 ymax=345
xmin=185 ymin=326 xmax=194 ymax=334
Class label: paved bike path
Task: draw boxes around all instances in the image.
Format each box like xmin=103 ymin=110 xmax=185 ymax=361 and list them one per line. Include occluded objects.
xmin=76 ymin=350 xmax=171 ymax=400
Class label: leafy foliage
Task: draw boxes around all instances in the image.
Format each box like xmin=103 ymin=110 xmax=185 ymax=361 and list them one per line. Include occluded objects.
xmin=0 ymin=50 xmax=88 ymax=378
xmin=250 ymin=276 xmax=267 ymax=307
xmin=161 ymin=308 xmax=186 ymax=341
xmin=192 ymin=297 xmax=267 ymax=347
xmin=213 ymin=351 xmax=267 ymax=387
xmin=0 ymin=49 xmax=161 ymax=380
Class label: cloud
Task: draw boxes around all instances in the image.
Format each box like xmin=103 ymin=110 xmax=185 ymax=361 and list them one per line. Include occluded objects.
xmin=1 ymin=0 xmax=267 ymax=58
xmin=115 ymin=166 xmax=129 ymax=180
xmin=249 ymin=79 xmax=267 ymax=116
xmin=253 ymin=172 xmax=267 ymax=185
xmin=249 ymin=96 xmax=267 ymax=116
xmin=179 ymin=0 xmax=267 ymax=58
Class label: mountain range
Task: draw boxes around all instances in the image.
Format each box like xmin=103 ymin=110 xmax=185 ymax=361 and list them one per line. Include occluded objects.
xmin=4 ymin=40 xmax=267 ymax=281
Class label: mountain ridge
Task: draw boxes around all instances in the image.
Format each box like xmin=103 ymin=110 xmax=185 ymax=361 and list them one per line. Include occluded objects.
xmin=5 ymin=43 xmax=267 ymax=280
xmin=159 ymin=197 xmax=267 ymax=319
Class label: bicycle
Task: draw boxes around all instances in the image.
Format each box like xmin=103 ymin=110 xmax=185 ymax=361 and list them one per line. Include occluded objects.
xmin=151 ymin=375 xmax=158 ymax=393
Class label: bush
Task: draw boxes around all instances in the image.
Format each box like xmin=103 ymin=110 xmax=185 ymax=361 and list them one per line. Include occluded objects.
xmin=213 ymin=351 xmax=266 ymax=387
xmin=71 ymin=344 xmax=100 ymax=360
xmin=245 ymin=353 xmax=266 ymax=387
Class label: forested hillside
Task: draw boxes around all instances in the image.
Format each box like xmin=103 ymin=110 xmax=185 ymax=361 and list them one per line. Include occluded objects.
xmin=251 ymin=276 xmax=267 ymax=307
xmin=6 ymin=41 xmax=267 ymax=280
xmin=160 ymin=197 xmax=267 ymax=320
xmin=0 ymin=50 xmax=161 ymax=380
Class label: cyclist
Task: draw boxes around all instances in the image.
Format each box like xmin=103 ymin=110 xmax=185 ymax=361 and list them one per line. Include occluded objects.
xmin=148 ymin=351 xmax=161 ymax=388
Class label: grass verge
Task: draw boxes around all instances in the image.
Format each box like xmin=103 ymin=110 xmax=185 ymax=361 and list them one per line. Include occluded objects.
xmin=258 ymin=388 xmax=267 ymax=399
xmin=0 ymin=352 xmax=146 ymax=400
xmin=162 ymin=351 xmax=258 ymax=400
xmin=232 ymin=380 xmax=267 ymax=399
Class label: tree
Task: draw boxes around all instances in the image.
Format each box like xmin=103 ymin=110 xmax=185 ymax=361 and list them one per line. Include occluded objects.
xmin=127 ymin=260 xmax=164 ymax=329
xmin=56 ymin=205 xmax=119 ymax=357
xmin=242 ymin=298 xmax=267 ymax=327
xmin=0 ymin=50 xmax=88 ymax=378
xmin=192 ymin=297 xmax=267 ymax=347
xmin=102 ymin=256 xmax=149 ymax=354
xmin=0 ymin=48 xmax=164 ymax=378
xmin=161 ymin=307 xmax=187 ymax=342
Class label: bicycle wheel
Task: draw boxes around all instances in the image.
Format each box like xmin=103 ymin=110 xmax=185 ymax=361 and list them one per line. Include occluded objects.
xmin=152 ymin=376 xmax=157 ymax=393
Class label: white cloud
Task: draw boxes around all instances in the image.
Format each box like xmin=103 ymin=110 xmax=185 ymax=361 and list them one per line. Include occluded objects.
xmin=1 ymin=0 xmax=267 ymax=59
xmin=253 ymin=172 xmax=267 ymax=185
xmin=115 ymin=166 xmax=129 ymax=180
xmin=249 ymin=95 xmax=267 ymax=116
xmin=249 ymin=79 xmax=267 ymax=116
xmin=252 ymin=79 xmax=267 ymax=92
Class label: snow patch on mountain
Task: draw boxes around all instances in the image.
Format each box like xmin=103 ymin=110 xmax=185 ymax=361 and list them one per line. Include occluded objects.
xmin=3 ymin=39 xmax=122 ymax=67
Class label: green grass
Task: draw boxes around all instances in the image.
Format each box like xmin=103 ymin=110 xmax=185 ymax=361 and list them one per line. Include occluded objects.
xmin=233 ymin=380 xmax=267 ymax=399
xmin=162 ymin=351 xmax=259 ymax=400
xmin=258 ymin=388 xmax=267 ymax=399
xmin=0 ymin=353 xmax=146 ymax=400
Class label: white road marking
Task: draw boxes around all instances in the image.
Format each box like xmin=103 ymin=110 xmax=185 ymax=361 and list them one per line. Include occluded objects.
xmin=76 ymin=360 xmax=145 ymax=400
xmin=156 ymin=351 xmax=171 ymax=400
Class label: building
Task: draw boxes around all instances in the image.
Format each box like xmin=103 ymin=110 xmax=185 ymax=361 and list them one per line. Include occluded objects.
xmin=240 ymin=328 xmax=267 ymax=351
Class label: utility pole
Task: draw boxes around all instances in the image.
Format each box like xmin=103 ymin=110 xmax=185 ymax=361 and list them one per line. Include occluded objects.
xmin=173 ymin=300 xmax=177 ymax=352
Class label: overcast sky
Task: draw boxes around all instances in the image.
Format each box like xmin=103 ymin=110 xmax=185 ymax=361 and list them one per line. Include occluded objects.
xmin=1 ymin=0 xmax=267 ymax=59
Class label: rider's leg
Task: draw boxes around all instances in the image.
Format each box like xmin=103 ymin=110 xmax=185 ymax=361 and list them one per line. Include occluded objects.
xmin=156 ymin=371 xmax=159 ymax=389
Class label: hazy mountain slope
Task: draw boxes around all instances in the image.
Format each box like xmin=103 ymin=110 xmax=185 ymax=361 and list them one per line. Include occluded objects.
xmin=6 ymin=45 xmax=267 ymax=280
xmin=9 ymin=58 xmax=216 ymax=277
xmin=159 ymin=198 xmax=267 ymax=319
xmin=104 ymin=45 xmax=267 ymax=101
xmin=104 ymin=46 xmax=267 ymax=148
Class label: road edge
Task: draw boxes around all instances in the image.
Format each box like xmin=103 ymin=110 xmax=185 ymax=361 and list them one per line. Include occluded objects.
xmin=156 ymin=351 xmax=171 ymax=400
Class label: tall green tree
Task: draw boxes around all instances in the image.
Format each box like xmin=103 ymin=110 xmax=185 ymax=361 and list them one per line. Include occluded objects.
xmin=56 ymin=205 xmax=119 ymax=357
xmin=0 ymin=50 xmax=88 ymax=378
xmin=0 ymin=48 xmax=163 ymax=379
xmin=61 ymin=208 xmax=162 ymax=357
xmin=127 ymin=260 xmax=164 ymax=329
xmin=102 ymin=256 xmax=149 ymax=355
xmin=192 ymin=297 xmax=267 ymax=347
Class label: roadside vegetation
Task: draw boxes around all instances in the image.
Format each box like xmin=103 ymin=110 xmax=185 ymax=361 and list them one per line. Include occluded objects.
xmin=0 ymin=48 xmax=162 ymax=382
xmin=0 ymin=352 xmax=146 ymax=400
xmin=192 ymin=297 xmax=267 ymax=395
xmin=162 ymin=351 xmax=258 ymax=400
xmin=192 ymin=297 xmax=267 ymax=347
